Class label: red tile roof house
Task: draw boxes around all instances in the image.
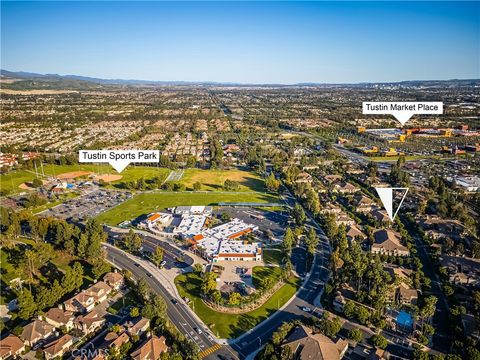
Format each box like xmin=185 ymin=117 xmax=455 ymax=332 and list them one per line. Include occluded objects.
xmin=43 ymin=308 xmax=75 ymax=330
xmin=103 ymin=271 xmax=124 ymax=290
xmin=42 ymin=334 xmax=73 ymax=360
xmin=102 ymin=331 xmax=130 ymax=350
xmin=371 ymin=229 xmax=410 ymax=257
xmin=20 ymin=319 xmax=55 ymax=347
xmin=125 ymin=317 xmax=150 ymax=337
xmin=0 ymin=334 xmax=25 ymax=359
xmin=74 ymin=309 xmax=107 ymax=335
xmin=84 ymin=281 xmax=112 ymax=303
xmin=64 ymin=281 xmax=112 ymax=313
xmin=64 ymin=292 xmax=96 ymax=314
xmin=131 ymin=335 xmax=168 ymax=360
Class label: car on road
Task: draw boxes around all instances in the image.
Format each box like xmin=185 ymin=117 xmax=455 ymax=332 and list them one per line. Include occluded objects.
xmin=194 ymin=327 xmax=202 ymax=334
xmin=171 ymin=298 xmax=178 ymax=304
xmin=146 ymin=272 xmax=152 ymax=277
xmin=302 ymin=307 xmax=312 ymax=312
xmin=160 ymin=260 xmax=167 ymax=268
xmin=134 ymin=263 xmax=140 ymax=267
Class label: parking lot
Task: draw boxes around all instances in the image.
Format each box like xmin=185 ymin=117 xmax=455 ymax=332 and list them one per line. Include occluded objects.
xmin=215 ymin=206 xmax=288 ymax=240
xmin=39 ymin=189 xmax=132 ymax=221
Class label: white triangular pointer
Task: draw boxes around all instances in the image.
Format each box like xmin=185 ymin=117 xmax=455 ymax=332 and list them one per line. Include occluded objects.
xmin=375 ymin=187 xmax=409 ymax=221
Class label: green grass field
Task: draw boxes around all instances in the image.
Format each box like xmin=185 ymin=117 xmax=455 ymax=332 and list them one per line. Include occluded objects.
xmin=262 ymin=249 xmax=285 ymax=266
xmin=175 ymin=272 xmax=300 ymax=338
xmin=96 ymin=191 xmax=278 ymax=225
xmin=180 ymin=169 xmax=265 ymax=192
xmin=252 ymin=266 xmax=283 ymax=288
xmin=0 ymin=169 xmax=38 ymax=194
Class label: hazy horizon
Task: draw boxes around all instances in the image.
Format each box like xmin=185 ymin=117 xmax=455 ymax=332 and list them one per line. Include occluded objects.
xmin=2 ymin=1 xmax=479 ymax=84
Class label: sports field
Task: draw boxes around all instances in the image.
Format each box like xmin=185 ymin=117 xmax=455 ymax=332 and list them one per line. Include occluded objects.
xmin=180 ymin=169 xmax=266 ymax=192
xmin=0 ymin=164 xmax=170 ymax=195
xmin=96 ymin=191 xmax=278 ymax=225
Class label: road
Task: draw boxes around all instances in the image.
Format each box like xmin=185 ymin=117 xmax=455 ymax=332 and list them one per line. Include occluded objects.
xmin=103 ymin=244 xmax=239 ymax=359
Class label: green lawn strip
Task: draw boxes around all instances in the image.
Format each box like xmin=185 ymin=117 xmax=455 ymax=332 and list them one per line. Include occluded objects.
xmin=180 ymin=169 xmax=266 ymax=192
xmin=262 ymin=249 xmax=284 ymax=266
xmin=96 ymin=191 xmax=278 ymax=226
xmin=174 ymin=272 xmax=300 ymax=338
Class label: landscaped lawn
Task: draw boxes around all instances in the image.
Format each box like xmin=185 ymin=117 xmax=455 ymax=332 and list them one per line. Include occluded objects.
xmin=252 ymin=266 xmax=283 ymax=288
xmin=262 ymin=249 xmax=285 ymax=266
xmin=107 ymin=291 xmax=141 ymax=314
xmin=180 ymin=169 xmax=266 ymax=192
xmin=96 ymin=191 xmax=278 ymax=225
xmin=175 ymin=272 xmax=300 ymax=339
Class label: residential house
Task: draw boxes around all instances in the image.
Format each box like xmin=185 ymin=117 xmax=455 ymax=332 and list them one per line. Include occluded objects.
xmin=64 ymin=292 xmax=96 ymax=314
xmin=354 ymin=195 xmax=376 ymax=213
xmin=102 ymin=331 xmax=130 ymax=350
xmin=131 ymin=335 xmax=168 ymax=360
xmin=125 ymin=317 xmax=150 ymax=337
xmin=103 ymin=272 xmax=124 ymax=290
xmin=346 ymin=225 xmax=367 ymax=243
xmin=371 ymin=209 xmax=390 ymax=224
xmin=85 ymin=281 xmax=112 ymax=303
xmin=335 ymin=212 xmax=355 ymax=227
xmin=43 ymin=308 xmax=75 ymax=330
xmin=282 ymin=325 xmax=348 ymax=360
xmin=74 ymin=309 xmax=107 ymax=335
xmin=333 ymin=182 xmax=359 ymax=194
xmin=396 ymin=283 xmax=418 ymax=305
xmin=320 ymin=204 xmax=342 ymax=215
xmin=295 ymin=172 xmax=313 ymax=184
xmin=43 ymin=334 xmax=73 ymax=360
xmin=21 ymin=320 xmax=55 ymax=347
xmin=371 ymin=229 xmax=409 ymax=257
xmin=0 ymin=335 xmax=25 ymax=359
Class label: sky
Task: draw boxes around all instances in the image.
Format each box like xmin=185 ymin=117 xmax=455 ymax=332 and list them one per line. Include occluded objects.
xmin=1 ymin=1 xmax=479 ymax=84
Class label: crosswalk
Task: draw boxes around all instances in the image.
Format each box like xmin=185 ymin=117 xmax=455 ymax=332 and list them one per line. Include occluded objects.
xmin=199 ymin=343 xmax=222 ymax=358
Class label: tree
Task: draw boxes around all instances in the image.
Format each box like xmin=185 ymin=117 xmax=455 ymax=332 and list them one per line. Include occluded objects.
xmin=193 ymin=182 xmax=202 ymax=191
xmin=142 ymin=294 xmax=167 ymax=319
xmin=282 ymin=227 xmax=295 ymax=255
xmin=121 ymin=230 xmax=142 ymax=254
xmin=201 ymin=272 xmax=217 ymax=296
xmin=228 ymin=292 xmax=242 ymax=306
xmin=265 ymin=173 xmax=280 ymax=193
xmin=292 ymin=204 xmax=306 ymax=225
xmin=17 ymin=288 xmax=37 ymax=320
xmin=306 ymin=227 xmax=319 ymax=255
xmin=193 ymin=263 xmax=203 ymax=274
xmin=371 ymin=334 xmax=388 ymax=349
xmin=77 ymin=233 xmax=88 ymax=258
xmin=223 ymin=179 xmax=239 ymax=191
xmin=347 ymin=328 xmax=363 ymax=342
xmin=152 ymin=247 xmax=164 ymax=267
xmin=130 ymin=307 xmax=140 ymax=317
xmin=343 ymin=300 xmax=356 ymax=319
xmin=137 ymin=278 xmax=150 ymax=301
xmin=91 ymin=259 xmax=110 ymax=280
xmin=356 ymin=306 xmax=371 ymax=325
xmin=29 ymin=176 xmax=43 ymax=188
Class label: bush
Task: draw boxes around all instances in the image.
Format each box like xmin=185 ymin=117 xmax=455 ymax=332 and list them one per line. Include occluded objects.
xmin=347 ymin=328 xmax=363 ymax=342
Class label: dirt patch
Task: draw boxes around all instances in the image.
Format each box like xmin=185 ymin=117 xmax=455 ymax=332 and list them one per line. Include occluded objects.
xmin=96 ymin=174 xmax=122 ymax=182
xmin=57 ymin=171 xmax=93 ymax=179
xmin=19 ymin=179 xmax=49 ymax=190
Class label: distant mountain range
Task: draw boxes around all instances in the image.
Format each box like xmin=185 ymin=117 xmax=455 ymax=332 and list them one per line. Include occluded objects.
xmin=1 ymin=69 xmax=479 ymax=88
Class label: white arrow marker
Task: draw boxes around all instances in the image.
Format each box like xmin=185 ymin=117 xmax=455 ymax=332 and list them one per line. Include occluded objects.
xmin=375 ymin=187 xmax=409 ymax=221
